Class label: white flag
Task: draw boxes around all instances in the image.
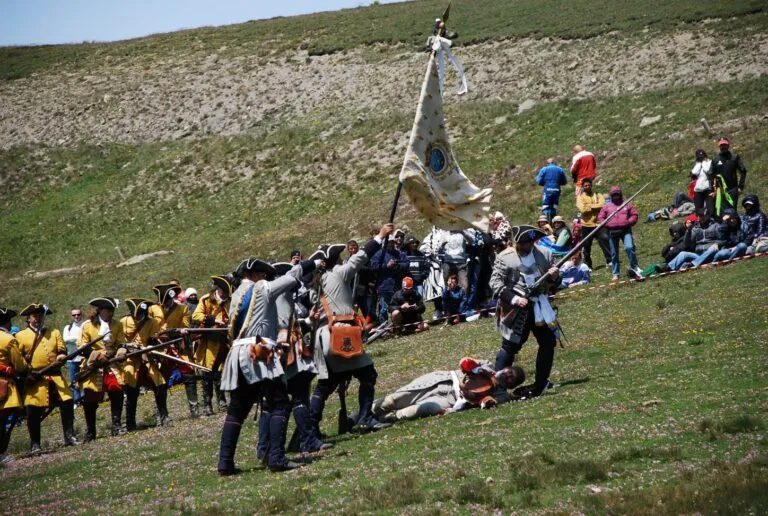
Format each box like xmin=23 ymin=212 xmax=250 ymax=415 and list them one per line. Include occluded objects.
xmin=399 ymin=47 xmax=492 ymax=232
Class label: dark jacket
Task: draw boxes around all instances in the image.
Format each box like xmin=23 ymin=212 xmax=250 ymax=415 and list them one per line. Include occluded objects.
xmin=712 ymin=150 xmax=747 ymax=190
xmin=684 ymin=221 xmax=728 ymax=253
xmin=371 ymin=247 xmax=408 ymax=294
xmin=442 ymin=286 xmax=467 ymax=315
xmin=741 ymin=194 xmax=767 ymax=243
xmin=388 ymin=289 xmax=426 ymax=317
xmin=662 ymin=223 xmax=687 ymax=263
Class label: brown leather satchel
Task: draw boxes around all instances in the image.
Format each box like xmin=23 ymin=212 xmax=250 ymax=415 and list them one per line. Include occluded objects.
xmin=0 ymin=378 xmax=8 ymax=402
xmin=248 ymin=339 xmax=272 ymax=362
xmin=460 ymin=372 xmax=497 ymax=405
xmin=320 ymin=296 xmax=364 ymax=359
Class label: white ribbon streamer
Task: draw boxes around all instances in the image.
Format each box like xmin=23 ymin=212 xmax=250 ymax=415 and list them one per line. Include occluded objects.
xmin=431 ymin=36 xmax=468 ymax=96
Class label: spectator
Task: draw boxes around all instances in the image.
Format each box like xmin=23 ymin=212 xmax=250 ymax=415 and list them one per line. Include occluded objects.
xmin=404 ymin=236 xmax=427 ymax=297
xmin=645 ymin=191 xmax=696 ymax=223
xmin=536 ymin=214 xmax=553 ymax=237
xmin=691 ymin=149 xmax=715 ymax=217
xmin=441 ymin=274 xmax=467 ymax=324
xmin=571 ymin=222 xmax=583 ymax=249
xmin=393 ymin=229 xmax=406 ymax=253
xmin=389 ymin=277 xmax=428 ymax=333
xmin=705 ymin=209 xmax=747 ymax=262
xmin=346 ymin=239 xmax=359 ymax=259
xmin=489 ymin=211 xmax=511 ymax=243
xmin=668 ymin=213 xmax=727 ymax=270
xmin=558 ymin=250 xmax=591 ymax=289
xmin=661 ymin=222 xmax=688 ymax=265
xmin=711 ymin=137 xmax=747 ymax=211
xmin=62 ymin=307 xmax=85 ymax=407
xmin=372 ymin=239 xmax=408 ymax=323
xmin=185 ymin=288 xmax=199 ymax=315
xmin=419 ymin=227 xmax=449 ymax=319
xmin=741 ymin=195 xmax=768 ymax=255
xmin=597 ymin=186 xmax=642 ymax=280
xmin=576 ymin=177 xmax=612 ymax=269
xmin=536 ymin=158 xmax=567 ymax=221
xmin=570 ymin=145 xmax=597 ymax=197
xmin=440 ymin=230 xmax=471 ymax=293
xmin=290 ymin=250 xmax=302 ymax=265
xmin=551 ymin=216 xmax=572 ymax=248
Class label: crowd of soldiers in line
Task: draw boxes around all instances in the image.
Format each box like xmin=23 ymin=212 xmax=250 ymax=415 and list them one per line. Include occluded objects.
xmin=0 ymin=220 xmax=567 ymax=474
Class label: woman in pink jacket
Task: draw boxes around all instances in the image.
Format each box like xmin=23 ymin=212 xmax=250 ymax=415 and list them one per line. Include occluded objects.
xmin=597 ymin=186 xmax=643 ymax=280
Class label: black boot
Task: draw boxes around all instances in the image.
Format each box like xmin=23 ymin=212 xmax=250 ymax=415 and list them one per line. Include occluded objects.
xmin=267 ymin=409 xmax=300 ymax=472
xmin=0 ymin=412 xmax=14 ymax=456
xmin=355 ymin=381 xmax=391 ymax=433
xmin=26 ymin=406 xmax=43 ymax=453
xmin=155 ymin=385 xmax=172 ymax=426
xmin=309 ymin=382 xmax=329 ymax=441
xmin=256 ymin=410 xmax=271 ymax=465
xmin=83 ymin=402 xmax=98 ymax=441
xmin=215 ymin=381 xmax=227 ymax=411
xmin=60 ymin=400 xmax=79 ymax=445
xmin=184 ymin=376 xmax=199 ymax=418
xmin=108 ymin=392 xmax=125 ymax=436
xmin=218 ymin=415 xmax=243 ymax=476
xmin=201 ymin=378 xmax=214 ymax=417
xmin=293 ymin=404 xmax=333 ymax=453
xmin=125 ymin=387 xmax=139 ymax=431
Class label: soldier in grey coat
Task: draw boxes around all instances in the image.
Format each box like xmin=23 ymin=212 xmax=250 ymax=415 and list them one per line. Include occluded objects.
xmin=217 ymin=257 xmax=317 ymax=475
xmin=269 ymin=263 xmax=333 ymax=455
xmin=491 ymin=226 xmax=560 ymax=399
xmin=309 ymin=223 xmax=394 ymax=437
xmin=373 ymin=363 xmax=525 ymax=422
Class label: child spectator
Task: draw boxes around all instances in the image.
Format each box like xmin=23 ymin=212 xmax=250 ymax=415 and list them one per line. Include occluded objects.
xmin=441 ymin=274 xmax=467 ymax=324
xmin=558 ymin=250 xmax=591 ymax=289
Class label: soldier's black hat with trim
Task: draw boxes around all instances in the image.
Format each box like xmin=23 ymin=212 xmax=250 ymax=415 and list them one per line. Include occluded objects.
xmin=19 ymin=303 xmax=53 ymax=316
xmin=89 ymin=297 xmax=119 ymax=310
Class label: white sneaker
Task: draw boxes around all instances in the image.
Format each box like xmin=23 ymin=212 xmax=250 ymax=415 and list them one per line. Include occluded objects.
xmin=630 ymin=266 xmax=644 ymax=279
xmin=611 ymin=274 xmax=619 ymax=282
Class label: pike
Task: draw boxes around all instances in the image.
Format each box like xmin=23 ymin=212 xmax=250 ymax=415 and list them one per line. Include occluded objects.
xmin=33 ymin=332 xmax=110 ymax=377
xmin=500 ymin=181 xmax=652 ymax=327
xmin=75 ymin=337 xmax=183 ymax=382
xmin=160 ymin=327 xmax=229 ymax=336
xmin=148 ymin=350 xmax=212 ymax=374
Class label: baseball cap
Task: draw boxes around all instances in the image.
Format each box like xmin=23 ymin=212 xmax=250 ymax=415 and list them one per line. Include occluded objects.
xmin=718 ymin=137 xmax=730 ymax=146
xmin=402 ymin=277 xmax=414 ymax=289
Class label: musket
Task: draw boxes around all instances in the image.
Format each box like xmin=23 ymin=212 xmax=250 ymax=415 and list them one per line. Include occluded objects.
xmin=500 ymin=181 xmax=652 ymax=326
xmin=75 ymin=337 xmax=182 ymax=382
xmin=148 ymin=350 xmax=212 ymax=374
xmin=33 ymin=332 xmax=110 ymax=377
xmin=160 ymin=328 xmax=229 ymax=336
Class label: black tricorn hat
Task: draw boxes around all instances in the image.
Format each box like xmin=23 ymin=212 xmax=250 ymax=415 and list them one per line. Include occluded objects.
xmin=211 ymin=275 xmax=233 ymax=298
xmin=510 ymin=225 xmax=547 ymax=244
xmin=0 ymin=307 xmax=18 ymax=324
xmin=125 ymin=298 xmax=154 ymax=319
xmin=272 ymin=262 xmax=293 ymax=277
xmin=237 ymin=258 xmax=277 ymax=277
xmin=152 ymin=283 xmax=182 ymax=304
xmin=89 ymin=297 xmax=119 ymax=310
xmin=311 ymin=244 xmax=346 ymax=268
xmin=20 ymin=303 xmax=53 ymax=316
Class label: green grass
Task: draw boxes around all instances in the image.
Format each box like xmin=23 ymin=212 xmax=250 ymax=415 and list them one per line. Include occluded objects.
xmin=1 ymin=0 xmax=764 ymax=80
xmin=1 ymin=257 xmax=766 ymax=513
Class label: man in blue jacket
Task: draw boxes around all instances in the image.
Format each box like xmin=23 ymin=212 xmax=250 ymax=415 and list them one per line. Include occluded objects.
xmin=536 ymin=158 xmax=568 ymax=222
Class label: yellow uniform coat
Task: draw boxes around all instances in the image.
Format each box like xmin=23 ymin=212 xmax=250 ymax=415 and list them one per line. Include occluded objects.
xmin=0 ymin=330 xmax=28 ymax=410
xmin=191 ymin=294 xmax=230 ymax=368
xmin=120 ymin=316 xmax=164 ymax=387
xmin=149 ymin=303 xmax=190 ymax=331
xmin=16 ymin=327 xmax=72 ymax=407
xmin=78 ymin=319 xmax=126 ymax=392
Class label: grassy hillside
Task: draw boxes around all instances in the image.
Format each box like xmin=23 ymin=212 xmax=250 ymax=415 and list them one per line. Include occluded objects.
xmin=1 ymin=0 xmax=764 ymax=80
xmin=0 ymin=1 xmax=767 ymax=512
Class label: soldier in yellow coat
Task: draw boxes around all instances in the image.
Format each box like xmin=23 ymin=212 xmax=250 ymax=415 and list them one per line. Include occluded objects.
xmin=120 ymin=299 xmax=170 ymax=429
xmin=78 ymin=297 xmax=126 ymax=440
xmin=150 ymin=283 xmax=194 ymax=418
xmin=192 ymin=276 xmax=231 ymax=416
xmin=16 ymin=304 xmax=78 ymax=452
xmin=0 ymin=307 xmax=28 ymax=464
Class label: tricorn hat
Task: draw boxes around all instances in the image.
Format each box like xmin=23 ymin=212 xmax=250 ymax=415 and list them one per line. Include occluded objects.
xmin=510 ymin=225 xmax=547 ymax=244
xmin=89 ymin=297 xmax=119 ymax=310
xmin=237 ymin=258 xmax=277 ymax=277
xmin=19 ymin=303 xmax=53 ymax=316
xmin=211 ymin=275 xmax=233 ymax=298
xmin=0 ymin=307 xmax=18 ymax=325
xmin=152 ymin=283 xmax=182 ymax=304
xmin=125 ymin=298 xmax=154 ymax=319
xmin=271 ymin=262 xmax=293 ymax=277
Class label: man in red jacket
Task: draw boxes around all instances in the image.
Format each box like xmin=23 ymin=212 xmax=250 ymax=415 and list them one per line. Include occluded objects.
xmin=570 ymin=145 xmax=597 ymax=197
xmin=597 ymin=186 xmax=642 ymax=280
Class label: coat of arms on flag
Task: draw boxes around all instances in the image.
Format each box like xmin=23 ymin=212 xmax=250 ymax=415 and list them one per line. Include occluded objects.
xmin=399 ymin=23 xmax=492 ymax=232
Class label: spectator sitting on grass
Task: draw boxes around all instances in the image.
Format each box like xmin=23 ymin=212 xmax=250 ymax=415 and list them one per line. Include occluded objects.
xmin=558 ymin=250 xmax=591 ymax=290
xmin=389 ymin=277 xmax=428 ymax=334
xmin=551 ymin=216 xmax=572 ymax=248
xmin=667 ymin=212 xmax=727 ymax=270
xmin=643 ymin=222 xmax=688 ymax=275
xmin=536 ymin=214 xmax=553 ymax=237
xmin=741 ymin=195 xmax=768 ymax=255
xmin=645 ymin=192 xmax=696 ymax=223
xmin=441 ymin=274 xmax=467 ymax=325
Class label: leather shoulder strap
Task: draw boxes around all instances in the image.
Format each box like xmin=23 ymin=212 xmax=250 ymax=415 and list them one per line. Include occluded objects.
xmin=320 ymin=295 xmax=335 ymax=326
xmin=25 ymin=329 xmax=45 ymax=363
